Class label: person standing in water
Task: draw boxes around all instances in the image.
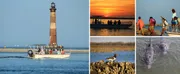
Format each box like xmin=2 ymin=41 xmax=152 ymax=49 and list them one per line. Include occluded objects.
xmin=160 ymin=16 xmax=169 ymax=36
xmin=136 ymin=16 xmax=145 ymax=35
xmin=171 ymin=9 xmax=177 ymax=32
xmin=174 ymin=17 xmax=179 ymax=32
xmin=149 ymin=17 xmax=156 ymax=27
xmin=149 ymin=17 xmax=156 ymax=35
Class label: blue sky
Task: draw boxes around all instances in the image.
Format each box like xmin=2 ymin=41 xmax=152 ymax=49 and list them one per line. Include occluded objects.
xmin=0 ymin=0 xmax=89 ymax=48
xmin=136 ymin=0 xmax=180 ymax=24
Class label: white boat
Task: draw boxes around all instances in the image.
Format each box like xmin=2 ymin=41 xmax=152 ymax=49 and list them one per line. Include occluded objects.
xmin=27 ymin=50 xmax=71 ymax=59
xmin=167 ymin=32 xmax=180 ymax=36
xmin=33 ymin=53 xmax=70 ymax=59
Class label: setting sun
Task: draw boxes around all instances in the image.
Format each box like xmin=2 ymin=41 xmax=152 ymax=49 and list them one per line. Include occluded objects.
xmin=104 ymin=8 xmax=111 ymax=17
xmin=91 ymin=0 xmax=135 ymax=17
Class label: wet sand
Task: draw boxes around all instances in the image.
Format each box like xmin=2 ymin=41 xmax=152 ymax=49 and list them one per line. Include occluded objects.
xmin=136 ymin=28 xmax=161 ymax=36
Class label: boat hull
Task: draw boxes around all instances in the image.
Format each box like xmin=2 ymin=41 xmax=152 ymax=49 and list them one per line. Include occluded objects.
xmin=90 ymin=24 xmax=132 ymax=29
xmin=32 ymin=54 xmax=70 ymax=59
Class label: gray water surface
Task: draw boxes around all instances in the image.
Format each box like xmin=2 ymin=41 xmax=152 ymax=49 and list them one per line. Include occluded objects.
xmin=137 ymin=37 xmax=180 ymax=74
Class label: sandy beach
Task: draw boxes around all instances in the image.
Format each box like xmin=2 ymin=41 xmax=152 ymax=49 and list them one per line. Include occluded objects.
xmin=136 ymin=28 xmax=161 ymax=36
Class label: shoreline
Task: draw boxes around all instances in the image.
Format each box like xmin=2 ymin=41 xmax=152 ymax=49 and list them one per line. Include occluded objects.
xmin=90 ymin=46 xmax=135 ymax=53
xmin=136 ymin=28 xmax=161 ymax=36
xmin=0 ymin=48 xmax=89 ymax=53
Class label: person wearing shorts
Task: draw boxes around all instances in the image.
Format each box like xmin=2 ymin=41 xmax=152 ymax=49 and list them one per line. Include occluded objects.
xmin=174 ymin=17 xmax=179 ymax=32
xmin=160 ymin=17 xmax=168 ymax=36
xmin=137 ymin=16 xmax=145 ymax=35
xmin=171 ymin=9 xmax=177 ymax=32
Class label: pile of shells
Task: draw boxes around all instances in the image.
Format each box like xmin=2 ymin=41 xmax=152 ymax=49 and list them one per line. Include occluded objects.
xmin=90 ymin=60 xmax=135 ymax=74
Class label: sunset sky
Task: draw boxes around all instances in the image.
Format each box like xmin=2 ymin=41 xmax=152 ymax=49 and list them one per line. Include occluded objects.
xmin=91 ymin=0 xmax=135 ymax=17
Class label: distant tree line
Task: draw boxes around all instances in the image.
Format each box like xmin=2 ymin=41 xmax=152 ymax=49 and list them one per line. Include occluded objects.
xmin=91 ymin=42 xmax=135 ymax=46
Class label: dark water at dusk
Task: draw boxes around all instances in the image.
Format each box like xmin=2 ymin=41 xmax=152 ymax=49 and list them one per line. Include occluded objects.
xmin=90 ymin=28 xmax=135 ymax=36
xmin=0 ymin=52 xmax=89 ymax=74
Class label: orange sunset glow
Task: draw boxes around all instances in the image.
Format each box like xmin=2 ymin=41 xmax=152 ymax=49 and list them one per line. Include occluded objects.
xmin=91 ymin=0 xmax=135 ymax=17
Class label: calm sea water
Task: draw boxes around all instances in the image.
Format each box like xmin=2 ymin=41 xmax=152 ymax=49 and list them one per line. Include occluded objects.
xmin=0 ymin=52 xmax=89 ymax=74
xmin=91 ymin=51 xmax=135 ymax=63
xmin=137 ymin=37 xmax=180 ymax=74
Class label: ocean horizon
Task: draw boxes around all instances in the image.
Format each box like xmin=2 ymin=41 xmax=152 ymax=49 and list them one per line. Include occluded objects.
xmin=0 ymin=46 xmax=89 ymax=50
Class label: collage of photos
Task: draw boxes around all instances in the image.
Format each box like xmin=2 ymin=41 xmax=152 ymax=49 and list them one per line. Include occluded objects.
xmin=0 ymin=0 xmax=180 ymax=74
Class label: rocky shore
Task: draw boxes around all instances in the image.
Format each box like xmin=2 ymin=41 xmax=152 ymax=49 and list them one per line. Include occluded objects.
xmin=90 ymin=60 xmax=135 ymax=74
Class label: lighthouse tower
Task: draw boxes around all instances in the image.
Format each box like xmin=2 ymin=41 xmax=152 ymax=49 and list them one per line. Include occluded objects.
xmin=49 ymin=2 xmax=57 ymax=46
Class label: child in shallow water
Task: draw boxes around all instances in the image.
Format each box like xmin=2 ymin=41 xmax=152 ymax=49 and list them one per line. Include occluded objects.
xmin=174 ymin=17 xmax=179 ymax=32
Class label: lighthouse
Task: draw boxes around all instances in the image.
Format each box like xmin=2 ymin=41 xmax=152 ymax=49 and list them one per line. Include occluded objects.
xmin=49 ymin=2 xmax=57 ymax=46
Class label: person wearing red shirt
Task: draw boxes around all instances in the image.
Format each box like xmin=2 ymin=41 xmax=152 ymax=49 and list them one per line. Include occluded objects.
xmin=61 ymin=49 xmax=65 ymax=54
xmin=149 ymin=17 xmax=156 ymax=35
xmin=49 ymin=49 xmax=53 ymax=54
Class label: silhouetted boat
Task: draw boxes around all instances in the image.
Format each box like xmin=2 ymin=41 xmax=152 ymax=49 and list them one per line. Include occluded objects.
xmin=90 ymin=16 xmax=133 ymax=29
xmin=90 ymin=24 xmax=132 ymax=29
